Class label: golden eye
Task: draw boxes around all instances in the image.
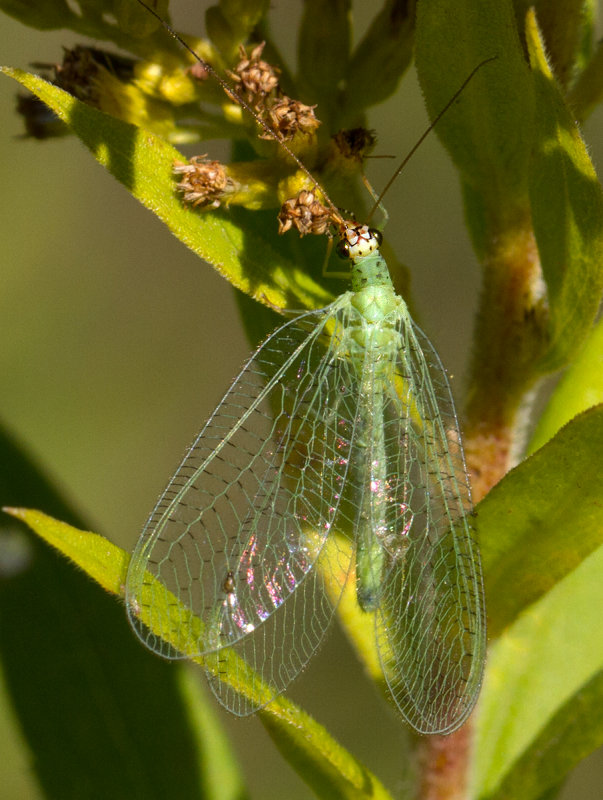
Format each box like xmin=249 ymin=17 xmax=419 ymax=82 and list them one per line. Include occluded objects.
xmin=336 ymin=239 xmax=351 ymax=259
xmin=370 ymin=229 xmax=383 ymax=248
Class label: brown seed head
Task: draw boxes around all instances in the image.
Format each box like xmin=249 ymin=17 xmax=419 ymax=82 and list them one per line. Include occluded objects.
xmin=54 ymin=46 xmax=101 ymax=104
xmin=173 ymin=155 xmax=232 ymax=209
xmin=278 ymin=190 xmax=333 ymax=236
xmin=262 ymin=97 xmax=321 ymax=142
xmin=332 ymin=128 xmax=377 ymax=162
xmin=229 ymin=42 xmax=279 ymax=105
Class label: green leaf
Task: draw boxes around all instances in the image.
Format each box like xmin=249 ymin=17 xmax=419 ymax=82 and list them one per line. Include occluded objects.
xmin=416 ymin=5 xmax=603 ymax=375
xmin=476 ymin=543 xmax=603 ymax=799
xmin=8 ymin=508 xmax=393 ymax=800
xmin=513 ymin=0 xmax=595 ymax=89
xmin=416 ymin=0 xmax=533 ymax=211
xmin=479 ymin=667 xmax=603 ymax=800
xmin=205 ymin=0 xmax=270 ymax=61
xmin=3 ymin=508 xmax=128 ymax=595
xmin=528 ymin=313 xmax=603 ymax=453
xmin=345 ymin=0 xmax=415 ymax=119
xmin=525 ymin=10 xmax=603 ymax=372
xmin=297 ymin=0 xmax=352 ymax=122
xmin=478 ymin=404 xmax=603 ymax=637
xmin=475 ymin=405 xmax=603 ymax=798
xmin=0 ymin=0 xmax=174 ymax=54
xmin=0 ymin=0 xmax=89 ymax=31
xmin=0 ymin=67 xmax=333 ymax=313
xmin=259 ymin=709 xmax=393 ymax=800
xmin=113 ymin=0 xmax=169 ymax=39
xmin=414 ymin=0 xmax=550 ymax=433
xmin=567 ymin=36 xmax=603 ymax=122
xmin=0 ymin=426 xmax=244 ymax=800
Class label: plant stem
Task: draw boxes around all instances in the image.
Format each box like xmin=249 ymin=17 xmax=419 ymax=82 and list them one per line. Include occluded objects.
xmin=465 ymin=207 xmax=543 ymax=499
xmin=416 ymin=724 xmax=472 ymax=800
xmin=415 ymin=205 xmax=544 ymax=800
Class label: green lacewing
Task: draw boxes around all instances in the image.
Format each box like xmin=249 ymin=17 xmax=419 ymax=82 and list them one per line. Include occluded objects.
xmin=126 ymin=0 xmax=486 ymax=735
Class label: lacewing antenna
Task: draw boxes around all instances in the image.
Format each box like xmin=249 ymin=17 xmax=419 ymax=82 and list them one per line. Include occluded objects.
xmin=369 ymin=55 xmax=497 ymax=219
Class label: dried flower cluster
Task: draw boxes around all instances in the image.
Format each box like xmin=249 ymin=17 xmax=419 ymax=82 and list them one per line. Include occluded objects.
xmin=332 ymin=128 xmax=377 ymax=163
xmin=172 ymin=41 xmax=371 ymax=233
xmin=18 ymin=46 xmax=137 ymax=138
xmin=277 ymin=190 xmax=335 ymax=237
xmin=174 ymin=43 xmax=324 ymax=213
xmin=173 ymin=156 xmax=233 ymax=209
xmin=262 ymin=97 xmax=321 ymax=142
xmin=230 ymin=43 xmax=320 ymax=143
xmin=229 ymin=43 xmax=279 ymax=105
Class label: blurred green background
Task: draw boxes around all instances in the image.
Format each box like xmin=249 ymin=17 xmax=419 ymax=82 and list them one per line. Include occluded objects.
xmin=1 ymin=1 xmax=603 ymax=797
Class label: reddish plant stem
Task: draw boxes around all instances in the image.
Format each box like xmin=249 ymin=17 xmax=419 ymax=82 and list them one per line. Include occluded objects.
xmin=416 ymin=209 xmax=544 ymax=800
xmin=464 ymin=214 xmax=543 ymax=499
xmin=417 ymin=724 xmax=472 ymax=800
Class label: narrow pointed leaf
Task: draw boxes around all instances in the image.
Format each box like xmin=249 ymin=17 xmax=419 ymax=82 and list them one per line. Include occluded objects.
xmin=8 ymin=509 xmax=393 ymax=800
xmin=478 ymin=404 xmax=603 ymax=636
xmin=0 ymin=0 xmax=172 ymax=53
xmin=525 ymin=11 xmax=603 ymax=372
xmin=479 ymin=666 xmax=603 ymax=800
xmin=0 ymin=67 xmax=332 ymax=312
xmin=416 ymin=0 xmax=532 ymax=208
xmin=298 ymin=0 xmax=351 ymax=116
xmin=528 ymin=314 xmax=603 ymax=453
xmin=513 ymin=0 xmax=595 ymax=88
xmin=0 ymin=428 xmax=243 ymax=800
xmin=476 ymin=544 xmax=603 ymax=798
xmin=345 ymin=0 xmax=415 ymax=117
xmin=475 ymin=405 xmax=603 ymax=795
xmin=4 ymin=508 xmax=128 ymax=594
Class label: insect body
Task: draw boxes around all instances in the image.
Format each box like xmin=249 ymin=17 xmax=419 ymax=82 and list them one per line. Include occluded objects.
xmin=126 ymin=218 xmax=486 ymax=734
xmin=124 ymin=0 xmax=487 ymax=736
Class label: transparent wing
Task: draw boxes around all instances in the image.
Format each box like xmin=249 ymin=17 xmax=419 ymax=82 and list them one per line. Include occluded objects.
xmin=367 ymin=305 xmax=486 ymax=735
xmin=126 ymin=297 xmax=360 ymax=715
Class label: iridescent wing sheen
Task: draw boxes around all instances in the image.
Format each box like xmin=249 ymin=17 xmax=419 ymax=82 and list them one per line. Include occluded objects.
xmin=126 ymin=296 xmax=361 ymax=715
xmin=364 ymin=306 xmax=485 ymax=734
